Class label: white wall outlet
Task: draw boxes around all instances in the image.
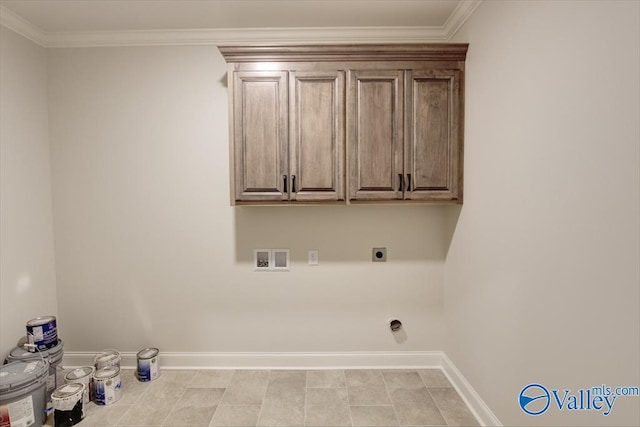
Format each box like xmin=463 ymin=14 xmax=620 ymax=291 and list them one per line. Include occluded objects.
xmin=308 ymin=249 xmax=319 ymax=265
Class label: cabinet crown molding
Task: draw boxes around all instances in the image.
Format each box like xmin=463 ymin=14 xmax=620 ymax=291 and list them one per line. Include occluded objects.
xmin=219 ymin=43 xmax=469 ymax=63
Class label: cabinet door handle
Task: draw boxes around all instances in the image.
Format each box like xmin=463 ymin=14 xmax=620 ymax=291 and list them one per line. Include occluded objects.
xmin=283 ymin=175 xmax=288 ymax=193
xmin=406 ymin=174 xmax=412 ymax=192
xmin=398 ymin=174 xmax=403 ymax=192
xmin=291 ymin=175 xmax=296 ymax=193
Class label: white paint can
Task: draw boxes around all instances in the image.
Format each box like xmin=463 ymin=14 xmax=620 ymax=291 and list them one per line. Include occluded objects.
xmin=64 ymin=367 xmax=94 ymax=405
xmin=93 ymin=349 xmax=121 ymax=370
xmin=26 ymin=316 xmax=57 ymax=353
xmin=92 ymin=366 xmax=122 ymax=406
xmin=52 ymin=382 xmax=84 ymax=427
xmin=136 ymin=348 xmax=160 ymax=382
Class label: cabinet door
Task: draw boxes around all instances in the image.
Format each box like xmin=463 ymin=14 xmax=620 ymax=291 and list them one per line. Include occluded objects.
xmin=290 ymin=71 xmax=345 ymax=202
xmin=232 ymin=71 xmax=288 ymax=202
xmin=405 ymin=69 xmax=462 ymax=201
xmin=348 ymin=70 xmax=404 ymax=201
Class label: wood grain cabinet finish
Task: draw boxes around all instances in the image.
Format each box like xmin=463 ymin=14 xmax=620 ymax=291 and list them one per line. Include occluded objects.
xmin=405 ymin=69 xmax=462 ymax=201
xmin=229 ymin=69 xmax=344 ymax=203
xmin=348 ymin=70 xmax=404 ymax=201
xmin=290 ymin=71 xmax=345 ymax=202
xmin=220 ymin=44 xmax=467 ymax=205
xmin=232 ymin=71 xmax=288 ymax=202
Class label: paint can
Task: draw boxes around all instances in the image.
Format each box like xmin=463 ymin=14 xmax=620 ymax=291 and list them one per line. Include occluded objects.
xmin=136 ymin=348 xmax=160 ymax=382
xmin=52 ymin=382 xmax=84 ymax=427
xmin=92 ymin=366 xmax=122 ymax=406
xmin=64 ymin=367 xmax=94 ymax=405
xmin=6 ymin=338 xmax=65 ymax=413
xmin=0 ymin=359 xmax=49 ymax=427
xmin=26 ymin=316 xmax=58 ymax=353
xmin=93 ymin=349 xmax=121 ymax=370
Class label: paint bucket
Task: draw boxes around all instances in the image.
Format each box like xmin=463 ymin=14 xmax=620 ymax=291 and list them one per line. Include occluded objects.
xmin=0 ymin=360 xmax=49 ymax=427
xmin=6 ymin=338 xmax=65 ymax=412
xmin=64 ymin=367 xmax=94 ymax=405
xmin=136 ymin=348 xmax=160 ymax=382
xmin=93 ymin=349 xmax=121 ymax=370
xmin=26 ymin=316 xmax=58 ymax=353
xmin=52 ymin=382 xmax=84 ymax=427
xmin=92 ymin=366 xmax=122 ymax=406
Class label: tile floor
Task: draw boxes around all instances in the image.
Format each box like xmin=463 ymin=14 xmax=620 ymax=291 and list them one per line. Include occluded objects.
xmin=47 ymin=369 xmax=479 ymax=427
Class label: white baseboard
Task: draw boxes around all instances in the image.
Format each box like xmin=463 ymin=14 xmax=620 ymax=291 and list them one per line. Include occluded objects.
xmin=63 ymin=350 xmax=500 ymax=426
xmin=63 ymin=350 xmax=443 ymax=370
xmin=441 ymin=353 xmax=502 ymax=427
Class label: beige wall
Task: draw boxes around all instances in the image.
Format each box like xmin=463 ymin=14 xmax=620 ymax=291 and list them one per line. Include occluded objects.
xmin=46 ymin=46 xmax=449 ymax=353
xmin=447 ymin=1 xmax=640 ymax=425
xmin=0 ymin=26 xmax=58 ymax=358
xmin=3 ymin=1 xmax=639 ymax=423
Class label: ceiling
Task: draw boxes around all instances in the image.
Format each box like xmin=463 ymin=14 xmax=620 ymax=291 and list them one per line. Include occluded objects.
xmin=0 ymin=0 xmax=480 ymax=47
xmin=1 ymin=0 xmax=464 ymax=32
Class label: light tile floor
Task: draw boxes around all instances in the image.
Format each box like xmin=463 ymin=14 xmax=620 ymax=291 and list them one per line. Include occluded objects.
xmin=47 ymin=369 xmax=479 ymax=427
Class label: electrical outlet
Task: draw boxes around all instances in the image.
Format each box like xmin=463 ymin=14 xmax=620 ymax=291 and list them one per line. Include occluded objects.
xmin=372 ymin=247 xmax=387 ymax=262
xmin=308 ymin=250 xmax=319 ymax=265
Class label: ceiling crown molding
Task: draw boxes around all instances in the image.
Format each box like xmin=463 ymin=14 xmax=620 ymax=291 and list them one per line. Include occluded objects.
xmin=1 ymin=1 xmax=481 ymax=48
xmin=444 ymin=0 xmax=483 ymax=39
xmin=0 ymin=5 xmax=47 ymax=46
xmin=43 ymin=26 xmax=449 ymax=48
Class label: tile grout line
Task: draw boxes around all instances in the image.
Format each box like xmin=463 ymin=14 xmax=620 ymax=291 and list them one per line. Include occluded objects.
xmin=379 ymin=370 xmax=402 ymax=427
xmin=159 ymin=371 xmax=197 ymax=427
xmin=425 ymin=387 xmax=449 ymax=427
xmin=254 ymin=369 xmax=272 ymax=427
xmin=207 ymin=369 xmax=233 ymax=426
xmin=113 ymin=369 xmax=164 ymax=427
xmin=303 ymin=370 xmax=309 ymax=427
xmin=419 ymin=370 xmax=449 ymax=427
xmin=343 ymin=370 xmax=355 ymax=427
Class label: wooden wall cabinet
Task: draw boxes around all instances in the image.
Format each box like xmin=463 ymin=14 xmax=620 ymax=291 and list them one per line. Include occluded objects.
xmin=219 ymin=44 xmax=467 ymax=205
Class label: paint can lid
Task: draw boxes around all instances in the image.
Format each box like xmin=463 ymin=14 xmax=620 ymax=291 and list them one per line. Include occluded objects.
xmin=26 ymin=316 xmax=57 ymax=327
xmin=52 ymin=382 xmax=84 ymax=400
xmin=137 ymin=348 xmax=159 ymax=359
xmin=64 ymin=366 xmax=95 ymax=382
xmin=94 ymin=365 xmax=120 ymax=380
xmin=7 ymin=345 xmax=33 ymax=359
xmin=7 ymin=339 xmax=64 ymax=362
xmin=0 ymin=360 xmax=49 ymax=393
xmin=94 ymin=349 xmax=120 ymax=364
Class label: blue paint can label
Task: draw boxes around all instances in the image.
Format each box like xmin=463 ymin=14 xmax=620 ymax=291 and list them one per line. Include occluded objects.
xmin=26 ymin=316 xmax=58 ymax=353
xmin=93 ymin=366 xmax=122 ymax=406
xmin=136 ymin=348 xmax=160 ymax=382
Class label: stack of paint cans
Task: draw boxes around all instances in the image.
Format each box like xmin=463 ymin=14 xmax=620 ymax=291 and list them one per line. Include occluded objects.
xmin=5 ymin=338 xmax=64 ymax=414
xmin=3 ymin=316 xmax=64 ymax=416
xmin=64 ymin=366 xmax=95 ymax=406
xmin=93 ymin=350 xmax=122 ymax=405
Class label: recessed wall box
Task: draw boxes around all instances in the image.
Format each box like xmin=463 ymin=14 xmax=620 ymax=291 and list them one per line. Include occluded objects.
xmin=372 ymin=247 xmax=387 ymax=262
xmin=272 ymin=249 xmax=290 ymax=270
xmin=254 ymin=249 xmax=290 ymax=271
xmin=254 ymin=249 xmax=271 ymax=271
